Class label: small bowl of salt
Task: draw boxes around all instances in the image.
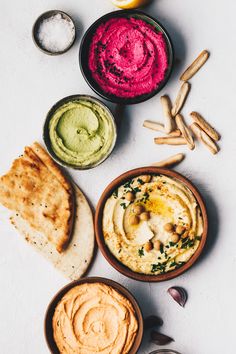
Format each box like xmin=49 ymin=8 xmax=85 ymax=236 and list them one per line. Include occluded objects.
xmin=32 ymin=10 xmax=76 ymax=55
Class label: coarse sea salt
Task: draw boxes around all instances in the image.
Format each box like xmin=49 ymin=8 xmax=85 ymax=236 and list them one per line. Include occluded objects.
xmin=38 ymin=13 xmax=75 ymax=53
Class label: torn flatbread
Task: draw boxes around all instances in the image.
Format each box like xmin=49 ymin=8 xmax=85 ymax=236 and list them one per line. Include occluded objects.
xmin=10 ymin=184 xmax=94 ymax=280
xmin=0 ymin=142 xmax=75 ymax=253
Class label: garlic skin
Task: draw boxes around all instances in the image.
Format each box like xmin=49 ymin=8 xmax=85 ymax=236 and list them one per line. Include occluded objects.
xmin=167 ymin=286 xmax=187 ymax=307
xmin=144 ymin=315 xmax=163 ymax=330
xmin=150 ymin=330 xmax=174 ymax=345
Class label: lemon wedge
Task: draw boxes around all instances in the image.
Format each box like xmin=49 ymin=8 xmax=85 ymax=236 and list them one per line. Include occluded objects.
xmin=111 ymin=0 xmax=149 ymax=9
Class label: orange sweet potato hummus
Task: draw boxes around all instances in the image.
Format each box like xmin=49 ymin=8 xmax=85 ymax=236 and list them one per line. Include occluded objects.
xmin=53 ymin=282 xmax=138 ymax=353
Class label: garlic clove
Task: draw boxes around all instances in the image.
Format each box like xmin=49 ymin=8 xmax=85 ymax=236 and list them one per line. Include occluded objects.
xmin=167 ymin=286 xmax=187 ymax=307
xmin=150 ymin=330 xmax=174 ymax=345
xmin=144 ymin=315 xmax=163 ymax=330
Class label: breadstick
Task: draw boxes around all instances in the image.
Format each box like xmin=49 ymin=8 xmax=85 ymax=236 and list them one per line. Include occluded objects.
xmin=190 ymin=111 xmax=220 ymax=141
xmin=171 ymin=82 xmax=191 ymax=116
xmin=190 ymin=123 xmax=219 ymax=154
xmin=180 ymin=50 xmax=210 ymax=81
xmin=168 ymin=129 xmax=181 ymax=137
xmin=175 ymin=114 xmax=195 ymax=150
xmin=152 ymin=153 xmax=185 ymax=167
xmin=154 ymin=137 xmax=187 ymax=145
xmin=160 ymin=95 xmax=175 ymax=133
xmin=143 ymin=120 xmax=165 ymax=132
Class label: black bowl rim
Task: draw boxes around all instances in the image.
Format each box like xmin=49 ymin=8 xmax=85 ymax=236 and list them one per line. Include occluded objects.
xmin=79 ymin=9 xmax=174 ymax=105
xmin=32 ymin=10 xmax=76 ymax=55
xmin=44 ymin=276 xmax=144 ymax=354
xmin=148 ymin=351 xmax=182 ymax=354
xmin=43 ymin=94 xmax=117 ymax=170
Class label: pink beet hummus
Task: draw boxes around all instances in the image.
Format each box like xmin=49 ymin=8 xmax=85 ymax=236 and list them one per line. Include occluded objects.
xmin=88 ymin=17 xmax=169 ymax=98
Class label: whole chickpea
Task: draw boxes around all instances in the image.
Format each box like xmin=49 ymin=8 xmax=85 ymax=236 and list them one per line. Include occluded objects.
xmin=176 ymin=225 xmax=186 ymax=235
xmin=189 ymin=230 xmax=195 ymax=240
xmin=144 ymin=241 xmax=153 ymax=252
xmin=140 ymin=175 xmax=151 ymax=183
xmin=125 ymin=191 xmax=135 ymax=202
xmin=140 ymin=211 xmax=150 ymax=221
xmin=164 ymin=223 xmax=174 ymax=232
xmin=170 ymin=233 xmax=180 ymax=243
xmin=129 ymin=215 xmax=140 ymax=226
xmin=153 ymin=240 xmax=162 ymax=251
xmin=132 ymin=204 xmax=145 ymax=215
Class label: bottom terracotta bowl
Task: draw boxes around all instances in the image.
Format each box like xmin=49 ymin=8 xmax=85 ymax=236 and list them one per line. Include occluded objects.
xmin=95 ymin=167 xmax=208 ymax=282
xmin=44 ymin=277 xmax=143 ymax=354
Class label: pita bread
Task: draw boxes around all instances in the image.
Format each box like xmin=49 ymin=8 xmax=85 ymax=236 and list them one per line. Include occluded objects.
xmin=0 ymin=143 xmax=74 ymax=253
xmin=10 ymin=184 xmax=94 ymax=280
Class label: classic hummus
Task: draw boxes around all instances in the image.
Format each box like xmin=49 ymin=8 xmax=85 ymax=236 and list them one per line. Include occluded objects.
xmin=48 ymin=99 xmax=116 ymax=168
xmin=52 ymin=282 xmax=138 ymax=354
xmin=88 ymin=17 xmax=169 ymax=98
xmin=103 ymin=174 xmax=204 ymax=275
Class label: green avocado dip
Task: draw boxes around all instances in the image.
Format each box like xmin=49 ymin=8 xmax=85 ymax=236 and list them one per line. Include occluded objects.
xmin=48 ymin=98 xmax=116 ymax=168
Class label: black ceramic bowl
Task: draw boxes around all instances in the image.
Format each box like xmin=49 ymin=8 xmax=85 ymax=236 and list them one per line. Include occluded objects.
xmin=79 ymin=10 xmax=174 ymax=104
xmin=43 ymin=95 xmax=117 ymax=170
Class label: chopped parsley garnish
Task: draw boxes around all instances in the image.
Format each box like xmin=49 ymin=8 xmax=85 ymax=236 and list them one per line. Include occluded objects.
xmin=132 ymin=186 xmax=141 ymax=193
xmin=120 ymin=202 xmax=128 ymax=209
xmin=123 ymin=179 xmax=133 ymax=189
xmin=170 ymin=261 xmax=177 ymax=267
xmin=151 ymin=264 xmax=159 ymax=273
xmin=137 ymin=178 xmax=145 ymax=185
xmin=112 ymin=189 xmax=118 ymax=198
xmin=181 ymin=237 xmax=195 ymax=249
xmin=138 ymin=191 xmax=149 ymax=203
xmin=138 ymin=247 xmax=144 ymax=257
xmin=160 ymin=244 xmax=164 ymax=254
xmin=175 ymin=261 xmax=186 ymax=269
xmin=195 ymin=236 xmax=202 ymax=241
xmin=169 ymin=241 xmax=176 ymax=247
xmin=123 ymin=179 xmax=142 ymax=194
xmin=151 ymin=262 xmax=167 ymax=273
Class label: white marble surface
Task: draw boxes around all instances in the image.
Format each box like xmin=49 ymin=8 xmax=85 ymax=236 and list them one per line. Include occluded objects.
xmin=0 ymin=0 xmax=236 ymax=353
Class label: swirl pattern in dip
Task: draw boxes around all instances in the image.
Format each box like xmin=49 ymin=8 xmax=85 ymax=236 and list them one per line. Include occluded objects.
xmin=53 ymin=282 xmax=138 ymax=354
xmin=88 ymin=17 xmax=169 ymax=98
xmin=48 ymin=98 xmax=116 ymax=168
xmin=103 ymin=174 xmax=204 ymax=275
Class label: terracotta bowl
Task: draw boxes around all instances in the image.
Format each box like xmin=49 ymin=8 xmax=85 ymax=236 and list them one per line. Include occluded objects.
xmin=95 ymin=167 xmax=208 ymax=282
xmin=44 ymin=277 xmax=144 ymax=354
